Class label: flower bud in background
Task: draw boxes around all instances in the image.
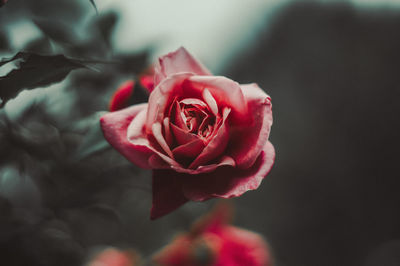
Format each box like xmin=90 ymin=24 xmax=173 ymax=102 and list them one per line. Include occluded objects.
xmin=153 ymin=202 xmax=272 ymax=266
xmin=86 ymin=247 xmax=141 ymax=266
xmin=109 ymin=80 xmax=135 ymax=112
xmin=139 ymin=66 xmax=155 ymax=93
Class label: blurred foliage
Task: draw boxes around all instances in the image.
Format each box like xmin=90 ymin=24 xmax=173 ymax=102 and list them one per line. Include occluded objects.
xmin=0 ymin=0 xmax=215 ymax=265
xmin=0 ymin=0 xmax=155 ymax=265
xmin=0 ymin=53 xmax=90 ymax=106
xmin=5 ymin=0 xmax=400 ymax=265
xmin=0 ymin=0 xmax=148 ymax=108
xmin=0 ymin=0 xmax=7 ymax=8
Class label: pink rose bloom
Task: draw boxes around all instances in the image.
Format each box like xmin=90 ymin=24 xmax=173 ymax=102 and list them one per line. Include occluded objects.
xmin=153 ymin=202 xmax=273 ymax=266
xmin=100 ymin=47 xmax=275 ymax=219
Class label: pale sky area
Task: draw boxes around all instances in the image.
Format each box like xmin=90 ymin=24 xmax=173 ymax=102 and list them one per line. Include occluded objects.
xmin=97 ymin=0 xmax=289 ymax=73
xmin=5 ymin=0 xmax=400 ymax=74
xmin=95 ymin=0 xmax=400 ymax=73
xmin=4 ymin=0 xmax=400 ymax=112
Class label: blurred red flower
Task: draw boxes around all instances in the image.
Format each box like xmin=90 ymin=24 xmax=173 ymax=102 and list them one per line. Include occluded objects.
xmin=139 ymin=66 xmax=155 ymax=93
xmin=153 ymin=202 xmax=273 ymax=266
xmin=101 ymin=47 xmax=274 ymax=219
xmin=86 ymin=247 xmax=140 ymax=266
xmin=109 ymin=80 xmax=135 ymax=112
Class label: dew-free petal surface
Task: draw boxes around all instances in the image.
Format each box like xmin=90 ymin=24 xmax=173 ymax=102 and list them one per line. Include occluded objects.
xmin=187 ymin=76 xmax=248 ymax=123
xmin=229 ymin=83 xmax=273 ymax=169
xmin=182 ymin=141 xmax=275 ymax=201
xmin=146 ymin=73 xmax=193 ymax=131
xmin=100 ymin=104 xmax=153 ymax=169
xmin=154 ymin=47 xmax=211 ymax=86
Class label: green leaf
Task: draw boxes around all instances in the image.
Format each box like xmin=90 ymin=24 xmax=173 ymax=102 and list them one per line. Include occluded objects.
xmin=96 ymin=12 xmax=118 ymax=48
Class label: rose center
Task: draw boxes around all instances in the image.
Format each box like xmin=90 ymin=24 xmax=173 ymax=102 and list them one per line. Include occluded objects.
xmin=180 ymin=103 xmax=215 ymax=138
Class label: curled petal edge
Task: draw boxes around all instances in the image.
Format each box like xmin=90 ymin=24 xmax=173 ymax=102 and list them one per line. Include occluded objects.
xmin=181 ymin=141 xmax=275 ymax=202
xmin=100 ymin=104 xmax=153 ymax=169
xmin=154 ymin=47 xmax=211 ymax=86
xmin=230 ymin=83 xmax=273 ymax=169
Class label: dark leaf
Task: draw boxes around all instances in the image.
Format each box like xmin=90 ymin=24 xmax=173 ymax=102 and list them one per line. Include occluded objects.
xmin=33 ymin=18 xmax=78 ymax=45
xmin=0 ymin=52 xmax=89 ymax=107
xmin=0 ymin=31 xmax=10 ymax=52
xmin=96 ymin=12 xmax=118 ymax=47
xmin=24 ymin=37 xmax=53 ymax=54
xmin=89 ymin=0 xmax=98 ymax=14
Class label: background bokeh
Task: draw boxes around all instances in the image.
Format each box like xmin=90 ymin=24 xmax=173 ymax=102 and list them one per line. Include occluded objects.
xmin=1 ymin=0 xmax=400 ymax=265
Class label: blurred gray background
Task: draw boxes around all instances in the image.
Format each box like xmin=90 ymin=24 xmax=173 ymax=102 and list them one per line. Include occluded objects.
xmin=1 ymin=0 xmax=400 ymax=265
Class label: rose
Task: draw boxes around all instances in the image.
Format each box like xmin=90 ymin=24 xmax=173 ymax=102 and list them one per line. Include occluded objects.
xmin=100 ymin=47 xmax=275 ymax=219
xmin=152 ymin=202 xmax=272 ymax=266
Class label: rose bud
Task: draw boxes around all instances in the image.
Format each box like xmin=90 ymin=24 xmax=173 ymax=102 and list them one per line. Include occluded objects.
xmin=109 ymin=80 xmax=135 ymax=112
xmin=100 ymin=47 xmax=274 ymax=219
xmin=139 ymin=66 xmax=155 ymax=93
xmin=152 ymin=202 xmax=273 ymax=266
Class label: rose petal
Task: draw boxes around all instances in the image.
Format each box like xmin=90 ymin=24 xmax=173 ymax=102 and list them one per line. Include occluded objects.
xmin=186 ymin=76 xmax=248 ymax=123
xmin=198 ymin=116 xmax=213 ymax=138
xmin=229 ymin=83 xmax=273 ymax=169
xmin=202 ymin=88 xmax=218 ymax=116
xmin=147 ymin=153 xmax=234 ymax=175
xmin=180 ymin=156 xmax=236 ymax=175
xmin=181 ymin=141 xmax=275 ymax=201
xmin=127 ymin=111 xmax=182 ymax=169
xmin=163 ymin=117 xmax=173 ymax=146
xmin=170 ymin=123 xmax=198 ymax=145
xmin=152 ymin=122 xmax=174 ymax=158
xmin=109 ymin=80 xmax=135 ymax=112
xmin=187 ymin=116 xmax=199 ymax=133
xmin=173 ymin=100 xmax=189 ymax=131
xmin=154 ymin=47 xmax=211 ymax=86
xmin=193 ymin=156 xmax=235 ymax=173
xmin=151 ymin=170 xmax=188 ymax=220
xmin=146 ymin=73 xmax=194 ymax=132
xmin=148 ymin=154 xmax=171 ymax=169
xmin=172 ymin=139 xmax=205 ymax=163
xmin=127 ymin=108 xmax=147 ymax=139
xmin=189 ymin=108 xmax=231 ymax=169
xmin=180 ymin=98 xmax=208 ymax=108
xmin=100 ymin=104 xmax=154 ymax=169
